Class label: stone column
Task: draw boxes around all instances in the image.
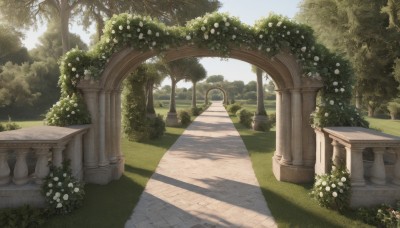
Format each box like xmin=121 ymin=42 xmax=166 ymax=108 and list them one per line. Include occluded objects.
xmin=345 ymin=147 xmax=365 ymax=186
xmin=280 ymin=90 xmax=292 ymax=164
xmin=66 ymin=132 xmax=85 ymax=181
xmin=116 ymin=89 xmax=123 ymax=160
xmin=392 ymin=148 xmax=400 ymax=185
xmin=0 ymin=148 xmax=10 ymax=185
xmin=109 ymin=91 xmax=117 ymax=163
xmin=274 ymin=90 xmax=282 ymax=161
xmin=81 ymin=87 xmax=99 ymax=168
xmin=98 ymin=91 xmax=109 ymax=167
xmin=13 ymin=148 xmax=30 ymax=185
xmin=370 ymin=147 xmax=386 ymax=185
xmin=53 ymin=145 xmax=65 ymax=167
xmin=302 ymin=89 xmax=318 ymax=166
xmin=105 ymin=91 xmax=112 ymax=163
xmin=34 ymin=147 xmax=50 ymax=184
xmin=291 ymin=89 xmax=303 ymax=165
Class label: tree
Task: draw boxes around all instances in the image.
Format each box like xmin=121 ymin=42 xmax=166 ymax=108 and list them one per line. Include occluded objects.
xmin=230 ymin=80 xmax=245 ymax=99
xmin=0 ymin=24 xmax=31 ymax=65
xmin=185 ymin=59 xmax=207 ymax=108
xmin=244 ymin=81 xmax=257 ymax=93
xmin=206 ymin=75 xmax=224 ymax=83
xmin=297 ymin=0 xmax=399 ymax=116
xmin=143 ymin=62 xmax=165 ymax=117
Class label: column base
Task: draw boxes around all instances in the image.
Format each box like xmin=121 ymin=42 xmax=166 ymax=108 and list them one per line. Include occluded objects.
xmin=110 ymin=157 xmax=125 ymax=180
xmin=273 ymin=156 xmax=314 ymax=183
xmin=84 ymin=165 xmax=113 ymax=185
xmin=252 ymin=114 xmax=269 ymax=131
xmin=165 ymin=112 xmax=180 ymax=127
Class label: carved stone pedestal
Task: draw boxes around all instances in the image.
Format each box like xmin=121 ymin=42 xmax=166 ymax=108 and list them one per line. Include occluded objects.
xmin=166 ymin=112 xmax=179 ymax=127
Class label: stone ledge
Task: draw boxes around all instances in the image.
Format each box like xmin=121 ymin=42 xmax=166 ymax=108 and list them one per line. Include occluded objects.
xmin=0 ymin=184 xmax=44 ymax=208
xmin=351 ymin=184 xmax=400 ymax=207
xmin=272 ymin=156 xmax=314 ymax=183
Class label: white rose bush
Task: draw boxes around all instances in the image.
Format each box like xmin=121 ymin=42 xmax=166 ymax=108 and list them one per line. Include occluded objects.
xmin=47 ymin=12 xmax=366 ymax=128
xmin=310 ymin=165 xmax=351 ymax=212
xmin=42 ymin=161 xmax=85 ymax=215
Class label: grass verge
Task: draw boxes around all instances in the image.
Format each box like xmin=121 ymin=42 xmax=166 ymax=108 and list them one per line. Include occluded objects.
xmin=230 ymin=115 xmax=371 ymax=227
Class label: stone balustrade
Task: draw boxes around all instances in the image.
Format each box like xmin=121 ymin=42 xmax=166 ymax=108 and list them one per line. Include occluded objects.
xmin=315 ymin=127 xmax=400 ymax=207
xmin=0 ymin=125 xmax=89 ymax=208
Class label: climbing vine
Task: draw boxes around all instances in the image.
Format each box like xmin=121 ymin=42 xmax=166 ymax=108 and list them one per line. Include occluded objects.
xmin=46 ymin=12 xmax=367 ymax=128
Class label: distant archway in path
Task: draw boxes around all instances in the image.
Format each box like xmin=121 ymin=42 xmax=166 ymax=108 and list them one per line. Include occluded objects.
xmin=205 ymin=87 xmax=228 ymax=105
xmin=47 ymin=13 xmax=360 ymax=185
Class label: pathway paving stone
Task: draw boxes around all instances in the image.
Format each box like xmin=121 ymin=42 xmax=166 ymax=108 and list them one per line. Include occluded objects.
xmin=125 ymin=102 xmax=277 ymax=228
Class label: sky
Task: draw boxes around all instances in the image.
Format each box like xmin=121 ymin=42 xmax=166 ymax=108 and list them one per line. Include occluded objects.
xmin=22 ymin=0 xmax=302 ymax=88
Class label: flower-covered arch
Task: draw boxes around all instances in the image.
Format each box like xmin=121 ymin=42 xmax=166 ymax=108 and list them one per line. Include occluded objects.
xmin=46 ymin=12 xmax=367 ymax=184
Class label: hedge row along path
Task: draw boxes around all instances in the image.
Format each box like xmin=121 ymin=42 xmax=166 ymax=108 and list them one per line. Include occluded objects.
xmin=125 ymin=102 xmax=277 ymax=228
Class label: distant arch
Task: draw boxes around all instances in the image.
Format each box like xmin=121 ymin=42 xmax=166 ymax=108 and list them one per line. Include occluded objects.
xmin=205 ymin=86 xmax=228 ymax=105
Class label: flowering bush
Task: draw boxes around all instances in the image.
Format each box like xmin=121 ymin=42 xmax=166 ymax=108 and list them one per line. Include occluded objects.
xmin=46 ymin=93 xmax=90 ymax=126
xmin=42 ymin=161 xmax=85 ymax=215
xmin=47 ymin=12 xmax=364 ymax=128
xmin=310 ymin=165 xmax=351 ymax=211
xmin=358 ymin=201 xmax=400 ymax=227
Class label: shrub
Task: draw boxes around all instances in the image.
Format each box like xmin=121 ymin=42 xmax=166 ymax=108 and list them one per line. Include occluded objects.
xmin=387 ymin=101 xmax=400 ymax=120
xmin=178 ymin=110 xmax=191 ymax=126
xmin=42 ymin=161 xmax=85 ymax=215
xmin=227 ymin=103 xmax=242 ymax=114
xmin=257 ymin=119 xmax=272 ymax=132
xmin=269 ymin=112 xmax=276 ymax=127
xmin=155 ymin=101 xmax=163 ymax=108
xmin=358 ymin=201 xmax=400 ymax=227
xmin=310 ymin=165 xmax=351 ymax=212
xmin=147 ymin=115 xmax=165 ymax=139
xmin=0 ymin=121 xmax=21 ymax=132
xmin=0 ymin=205 xmax=46 ymax=228
xmin=190 ymin=107 xmax=202 ymax=116
xmin=236 ymin=108 xmax=253 ymax=128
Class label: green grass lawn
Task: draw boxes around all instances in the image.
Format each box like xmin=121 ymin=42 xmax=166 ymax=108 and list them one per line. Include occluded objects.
xmin=365 ymin=117 xmax=400 ymax=136
xmin=230 ymin=115 xmax=371 ymax=227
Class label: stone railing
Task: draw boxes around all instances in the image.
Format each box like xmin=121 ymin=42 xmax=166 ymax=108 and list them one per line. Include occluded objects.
xmin=315 ymin=127 xmax=400 ymax=207
xmin=0 ymin=125 xmax=89 ymax=208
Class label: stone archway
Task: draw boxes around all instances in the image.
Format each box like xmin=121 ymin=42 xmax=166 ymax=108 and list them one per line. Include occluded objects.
xmin=48 ymin=13 xmax=360 ymax=185
xmin=205 ymin=86 xmax=228 ymax=105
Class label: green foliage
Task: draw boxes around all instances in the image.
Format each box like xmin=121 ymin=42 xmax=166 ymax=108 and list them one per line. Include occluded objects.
xmin=42 ymin=161 xmax=85 ymax=215
xmin=206 ymin=75 xmax=224 ymax=83
xmin=269 ymin=112 xmax=276 ymax=127
xmin=178 ymin=110 xmax=191 ymax=126
xmin=0 ymin=205 xmax=46 ymax=228
xmin=227 ymin=103 xmax=242 ymax=114
xmin=190 ymin=106 xmax=203 ymax=116
xmin=236 ymin=108 xmax=253 ymax=128
xmin=387 ymin=99 xmax=400 ymax=119
xmin=358 ymin=201 xmax=400 ymax=227
xmin=310 ymin=165 xmax=351 ymax=212
xmin=46 ymin=93 xmax=90 ymax=126
xmin=0 ymin=121 xmax=21 ymax=132
xmin=147 ymin=115 xmax=166 ymax=139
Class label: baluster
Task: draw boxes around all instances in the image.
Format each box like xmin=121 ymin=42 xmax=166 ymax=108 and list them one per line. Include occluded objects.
xmin=0 ymin=148 xmax=10 ymax=185
xmin=332 ymin=140 xmax=344 ymax=168
xmin=346 ymin=146 xmax=365 ymax=186
xmin=53 ymin=145 xmax=65 ymax=167
xmin=371 ymin=147 xmax=386 ymax=185
xmin=13 ymin=148 xmax=30 ymax=185
xmin=34 ymin=147 xmax=50 ymax=184
xmin=392 ymin=148 xmax=400 ymax=185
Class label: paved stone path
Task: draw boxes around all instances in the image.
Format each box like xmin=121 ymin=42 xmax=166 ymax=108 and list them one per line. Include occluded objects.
xmin=125 ymin=102 xmax=277 ymax=228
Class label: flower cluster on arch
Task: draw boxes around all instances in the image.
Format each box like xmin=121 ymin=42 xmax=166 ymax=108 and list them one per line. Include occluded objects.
xmin=47 ymin=12 xmax=367 ymax=128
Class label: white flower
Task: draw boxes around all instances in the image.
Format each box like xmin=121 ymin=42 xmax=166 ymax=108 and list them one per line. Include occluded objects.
xmin=322 ymin=181 xmax=327 ymax=186
xmin=147 ymin=30 xmax=152 ymax=35
xmin=340 ymin=88 xmax=345 ymax=92
xmin=74 ymin=187 xmax=79 ymax=193
xmin=214 ymin=22 xmax=219 ymax=28
xmin=201 ymin=26 xmax=206 ymax=31
xmin=74 ymin=103 xmax=78 ymax=107
xmin=341 ymin=177 xmax=346 ymax=182
xmin=55 ymin=192 xmax=60 ymax=198
xmin=204 ymin=19 xmax=208 ymax=23
xmin=68 ymin=183 xmax=73 ymax=188
xmin=287 ymin=31 xmax=290 ymax=35
xmin=71 ymin=111 xmax=75 ymax=115
xmin=225 ymin=22 xmax=230 ymax=27
xmin=139 ymin=33 xmax=143 ymax=39
xmin=232 ymin=35 xmax=236 ymax=40
xmin=336 ymin=63 xmax=340 ymax=67
xmin=277 ymin=21 xmax=282 ymax=27
xmin=152 ymin=41 xmax=156 ymax=46
xmin=334 ymin=69 xmax=340 ymax=75
xmin=56 ymin=203 xmax=63 ymax=208
xmin=211 ymin=28 xmax=215 ymax=34
xmin=156 ymin=32 xmax=160 ymax=37
xmin=339 ymin=189 xmax=343 ymax=193
xmin=329 ymin=100 xmax=334 ymax=105
xmin=54 ymin=177 xmax=59 ymax=181
xmin=333 ymin=81 xmax=338 ymax=86
xmin=204 ymin=34 xmax=209 ymax=40
xmin=63 ymin=173 xmax=67 ymax=177
xmin=76 ymin=57 xmax=80 ymax=61
xmin=75 ymin=74 xmax=79 ymax=78
xmin=119 ymin=25 xmax=123 ymax=30
xmin=301 ymin=47 xmax=307 ymax=52
xmin=186 ymin=35 xmax=191 ymax=40
xmin=127 ymin=25 xmax=130 ymax=30
xmin=137 ymin=28 xmax=140 ymax=32
xmin=268 ymin=22 xmax=273 ymax=27
xmin=56 ymin=198 xmax=60 ymax=202
xmin=46 ymin=192 xmax=51 ymax=196
xmin=259 ymin=34 xmax=263 ymax=39
xmin=325 ymin=186 xmax=331 ymax=191
xmin=113 ymin=38 xmax=118 ymax=43
xmin=316 ymin=181 xmax=321 ymax=186
xmin=68 ymin=63 xmax=71 ymax=67
xmin=314 ymin=56 xmax=320 ymax=61
xmin=331 ymin=183 xmax=336 ymax=188
xmin=319 ymin=192 xmax=323 ymax=197
xmin=301 ymin=35 xmax=304 ymax=39
xmin=58 ymin=182 xmax=62 ymax=186
xmin=338 ymin=181 xmax=343 ymax=186
xmin=111 ymin=30 xmax=115 ymax=34
xmin=332 ymin=192 xmax=338 ymax=197
xmin=335 ymin=89 xmax=338 ymax=93
xmin=139 ymin=21 xmax=143 ymax=27
xmin=72 ymin=67 xmax=76 ymax=72
xmin=63 ymin=194 xmax=69 ymax=201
